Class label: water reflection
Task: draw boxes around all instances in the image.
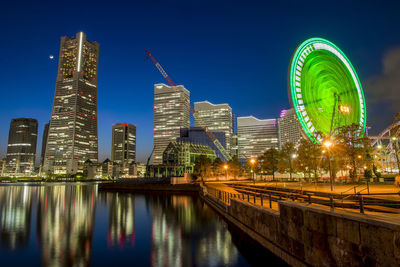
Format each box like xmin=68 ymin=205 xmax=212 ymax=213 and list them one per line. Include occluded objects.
xmin=0 ymin=184 xmax=284 ymax=266
xmin=37 ymin=185 xmax=96 ymax=266
xmin=0 ymin=186 xmax=32 ymax=250
xmin=106 ymin=192 xmax=135 ymax=248
xmin=148 ymin=194 xmax=239 ymax=267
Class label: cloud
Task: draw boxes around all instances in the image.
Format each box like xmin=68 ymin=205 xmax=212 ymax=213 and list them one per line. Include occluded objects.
xmin=366 ymin=47 xmax=400 ymax=111
xmin=365 ymin=47 xmax=400 ymax=132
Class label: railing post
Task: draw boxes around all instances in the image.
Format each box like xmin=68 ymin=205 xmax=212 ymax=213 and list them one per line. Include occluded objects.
xmin=354 ymin=186 xmax=356 ymax=194
xmin=359 ymin=194 xmax=365 ymax=214
xmin=247 ymin=194 xmax=250 ymax=202
xmin=367 ymin=181 xmax=370 ymax=194
xmin=269 ymin=193 xmax=272 ymax=208
xmin=330 ymin=195 xmax=334 ymax=210
xmin=261 ymin=195 xmax=263 ymax=206
xmin=308 ymin=194 xmax=311 ymax=204
xmin=254 ymin=194 xmax=256 ymax=204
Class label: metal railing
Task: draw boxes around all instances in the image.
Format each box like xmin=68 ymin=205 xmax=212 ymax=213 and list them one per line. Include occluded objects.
xmin=204 ymin=183 xmax=400 ymax=214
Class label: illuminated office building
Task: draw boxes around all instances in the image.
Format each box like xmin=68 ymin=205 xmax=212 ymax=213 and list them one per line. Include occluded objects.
xmin=153 ymin=84 xmax=190 ymax=165
xmin=111 ymin=123 xmax=136 ymax=170
xmin=194 ymin=101 xmax=233 ymax=154
xmin=277 ymin=108 xmax=304 ymax=149
xmin=44 ymin=32 xmax=99 ymax=174
xmin=5 ymin=118 xmax=38 ymax=175
xmin=237 ymin=116 xmax=278 ymax=159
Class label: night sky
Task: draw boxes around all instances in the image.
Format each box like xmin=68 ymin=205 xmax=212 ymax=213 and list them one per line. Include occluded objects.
xmin=1 ymin=0 xmax=399 ymax=162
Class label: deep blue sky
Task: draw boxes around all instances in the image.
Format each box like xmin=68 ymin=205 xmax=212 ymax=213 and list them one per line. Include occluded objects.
xmin=1 ymin=0 xmax=399 ymax=162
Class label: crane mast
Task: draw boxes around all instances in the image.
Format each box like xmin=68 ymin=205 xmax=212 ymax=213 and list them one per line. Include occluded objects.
xmin=145 ymin=50 xmax=232 ymax=161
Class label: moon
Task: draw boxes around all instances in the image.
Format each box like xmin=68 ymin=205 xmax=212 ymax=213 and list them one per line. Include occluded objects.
xmin=49 ymin=55 xmax=54 ymax=59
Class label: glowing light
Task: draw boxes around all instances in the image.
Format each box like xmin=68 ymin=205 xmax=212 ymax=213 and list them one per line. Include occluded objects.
xmin=77 ymin=32 xmax=83 ymax=72
xmin=49 ymin=55 xmax=54 ymax=59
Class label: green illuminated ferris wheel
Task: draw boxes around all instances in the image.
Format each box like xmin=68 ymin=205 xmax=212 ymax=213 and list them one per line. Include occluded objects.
xmin=288 ymin=37 xmax=366 ymax=143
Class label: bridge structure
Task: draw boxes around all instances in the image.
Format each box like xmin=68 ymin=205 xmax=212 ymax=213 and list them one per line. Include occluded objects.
xmin=370 ymin=120 xmax=400 ymax=173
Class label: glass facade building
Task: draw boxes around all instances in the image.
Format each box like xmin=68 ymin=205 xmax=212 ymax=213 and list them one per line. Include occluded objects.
xmin=5 ymin=118 xmax=38 ymax=175
xmin=194 ymin=101 xmax=233 ymax=154
xmin=177 ymin=127 xmax=226 ymax=160
xmin=237 ymin=116 xmax=278 ymax=159
xmin=44 ymin=32 xmax=99 ymax=174
xmin=277 ymin=108 xmax=304 ymax=149
xmin=153 ymin=84 xmax=190 ymax=165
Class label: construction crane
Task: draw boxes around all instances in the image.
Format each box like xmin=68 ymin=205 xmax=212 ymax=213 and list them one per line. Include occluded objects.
xmin=145 ymin=50 xmax=232 ymax=161
xmin=144 ymin=146 xmax=154 ymax=178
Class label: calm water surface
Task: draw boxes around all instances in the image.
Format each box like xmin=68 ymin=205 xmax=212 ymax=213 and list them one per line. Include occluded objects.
xmin=0 ymin=183 xmax=287 ymax=266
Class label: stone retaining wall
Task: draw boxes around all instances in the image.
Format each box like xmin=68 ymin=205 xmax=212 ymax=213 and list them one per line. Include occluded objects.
xmin=202 ymin=189 xmax=400 ymax=266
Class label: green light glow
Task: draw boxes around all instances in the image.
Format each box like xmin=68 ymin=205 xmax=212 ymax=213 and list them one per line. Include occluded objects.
xmin=289 ymin=38 xmax=366 ymax=143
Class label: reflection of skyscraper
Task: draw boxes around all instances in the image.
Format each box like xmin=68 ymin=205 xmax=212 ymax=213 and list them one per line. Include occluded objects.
xmin=107 ymin=192 xmax=135 ymax=247
xmin=5 ymin=118 xmax=38 ymax=175
xmin=37 ymin=185 xmax=97 ymax=266
xmin=149 ymin=195 xmax=239 ymax=267
xmin=44 ymin=32 xmax=99 ymax=174
xmin=0 ymin=186 xmax=33 ymax=250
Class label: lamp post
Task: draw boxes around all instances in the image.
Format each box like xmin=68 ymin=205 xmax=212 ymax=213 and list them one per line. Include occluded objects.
xmin=323 ymin=140 xmax=334 ymax=191
xmin=250 ymin=159 xmax=256 ymax=183
xmin=224 ymin=164 xmax=228 ymax=180
xmin=290 ymin=154 xmax=297 ymax=181
xmin=392 ymin=136 xmax=400 ymax=175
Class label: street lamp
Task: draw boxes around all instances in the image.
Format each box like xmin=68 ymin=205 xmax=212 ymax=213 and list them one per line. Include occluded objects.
xmin=323 ymin=139 xmax=334 ymax=191
xmin=224 ymin=164 xmax=228 ymax=179
xmin=250 ymin=158 xmax=256 ymax=183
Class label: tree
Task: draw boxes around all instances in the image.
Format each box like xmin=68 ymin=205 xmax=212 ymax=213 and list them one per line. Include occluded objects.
xmin=278 ymin=142 xmax=296 ymax=180
xmin=335 ymin=124 xmax=365 ymax=182
xmin=260 ymin=148 xmax=280 ymax=180
xmin=295 ymin=139 xmax=321 ymax=181
xmin=212 ymin=157 xmax=224 ymax=177
xmin=193 ymin=155 xmax=212 ymax=179
xmin=227 ymin=155 xmax=242 ymax=178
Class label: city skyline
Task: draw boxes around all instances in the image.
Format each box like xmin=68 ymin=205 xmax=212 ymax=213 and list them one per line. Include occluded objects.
xmin=1 ymin=1 xmax=400 ymax=162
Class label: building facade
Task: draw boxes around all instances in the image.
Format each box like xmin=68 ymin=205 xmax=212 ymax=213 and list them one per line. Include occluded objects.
xmin=277 ymin=108 xmax=304 ymax=149
xmin=153 ymin=84 xmax=190 ymax=165
xmin=177 ymin=127 xmax=226 ymax=160
xmin=44 ymin=32 xmax=99 ymax=174
xmin=194 ymin=101 xmax=233 ymax=154
xmin=40 ymin=122 xmax=49 ymax=166
xmin=5 ymin=118 xmax=38 ymax=175
xmin=237 ymin=116 xmax=278 ymax=159
xmin=111 ymin=123 xmax=136 ymax=175
xmin=159 ymin=141 xmax=216 ymax=176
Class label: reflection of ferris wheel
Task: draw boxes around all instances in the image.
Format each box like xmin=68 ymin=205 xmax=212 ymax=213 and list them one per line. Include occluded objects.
xmin=288 ymin=37 xmax=367 ymax=142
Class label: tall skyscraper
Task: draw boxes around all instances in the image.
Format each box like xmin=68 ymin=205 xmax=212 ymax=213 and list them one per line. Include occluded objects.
xmin=111 ymin=123 xmax=136 ymax=169
xmin=194 ymin=101 xmax=233 ymax=153
xmin=40 ymin=122 xmax=49 ymax=166
xmin=153 ymin=84 xmax=190 ymax=165
xmin=277 ymin=108 xmax=304 ymax=149
xmin=237 ymin=116 xmax=278 ymax=159
xmin=44 ymin=32 xmax=99 ymax=174
xmin=5 ymin=118 xmax=38 ymax=175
